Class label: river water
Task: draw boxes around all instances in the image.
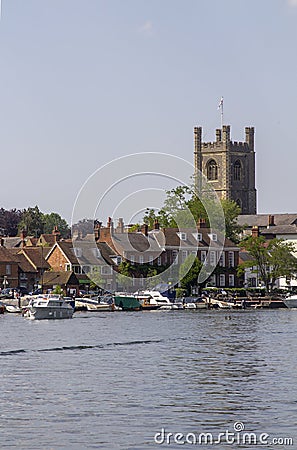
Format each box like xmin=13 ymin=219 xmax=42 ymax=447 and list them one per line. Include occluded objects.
xmin=0 ymin=309 xmax=297 ymax=449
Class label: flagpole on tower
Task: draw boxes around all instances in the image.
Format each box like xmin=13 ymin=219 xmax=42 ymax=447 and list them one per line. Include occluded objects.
xmin=218 ymin=96 xmax=224 ymax=128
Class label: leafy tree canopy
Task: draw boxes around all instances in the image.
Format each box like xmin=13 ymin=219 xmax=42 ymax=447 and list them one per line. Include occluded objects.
xmin=238 ymin=236 xmax=297 ymax=293
xmin=43 ymin=213 xmax=70 ymax=238
xmin=143 ymin=185 xmax=242 ymax=242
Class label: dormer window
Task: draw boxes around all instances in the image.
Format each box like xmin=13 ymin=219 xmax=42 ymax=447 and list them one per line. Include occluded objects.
xmin=177 ymin=232 xmax=187 ymax=241
xmin=73 ymin=247 xmax=82 ymax=257
xmin=192 ymin=232 xmax=202 ymax=241
xmin=92 ymin=248 xmax=101 ymax=258
xmin=209 ymin=233 xmax=217 ymax=242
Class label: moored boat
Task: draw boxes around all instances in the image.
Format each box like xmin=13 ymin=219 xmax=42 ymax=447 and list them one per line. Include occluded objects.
xmin=23 ymin=295 xmax=74 ymax=320
xmin=283 ymin=294 xmax=297 ymax=309
xmin=113 ymin=293 xmax=141 ymax=311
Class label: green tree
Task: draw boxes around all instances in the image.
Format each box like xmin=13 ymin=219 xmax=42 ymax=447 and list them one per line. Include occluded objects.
xmin=18 ymin=206 xmax=44 ymax=236
xmin=89 ymin=266 xmax=104 ymax=291
xmin=238 ymin=236 xmax=297 ymax=293
xmin=179 ymin=255 xmax=203 ymax=295
xmin=142 ymin=185 xmax=242 ymax=241
xmin=43 ymin=212 xmax=70 ymax=238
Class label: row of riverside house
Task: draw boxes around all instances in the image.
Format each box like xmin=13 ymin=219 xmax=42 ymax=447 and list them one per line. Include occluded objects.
xmin=0 ymin=218 xmax=242 ymax=295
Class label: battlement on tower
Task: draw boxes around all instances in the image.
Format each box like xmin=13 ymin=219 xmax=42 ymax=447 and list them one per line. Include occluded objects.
xmin=194 ymin=124 xmax=257 ymax=215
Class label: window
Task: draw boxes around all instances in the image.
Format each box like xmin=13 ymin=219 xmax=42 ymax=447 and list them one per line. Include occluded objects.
xmin=149 ymin=255 xmax=154 ymax=265
xmin=208 ymin=233 xmax=217 ymax=241
xmin=6 ymin=265 xmax=11 ymax=275
xmin=218 ymin=253 xmax=225 ymax=267
xmin=172 ymin=250 xmax=178 ymax=265
xmin=182 ymin=250 xmax=187 ymax=262
xmin=130 ymin=255 xmax=135 ymax=265
xmin=101 ymin=265 xmax=112 ymax=275
xmin=201 ymin=251 xmax=207 ymax=263
xmin=180 ymin=233 xmax=187 ymax=241
xmin=157 ymin=256 xmax=162 ymax=266
xmin=73 ymin=247 xmax=82 ymax=258
xmin=139 ymin=255 xmax=144 ymax=264
xmin=219 ymin=274 xmax=225 ymax=287
xmin=116 ymin=256 xmax=122 ymax=265
xmin=210 ymin=251 xmax=216 ymax=266
xmin=192 ymin=232 xmax=202 ymax=241
xmin=229 ymin=274 xmax=235 ymax=287
xmin=82 ymin=265 xmax=90 ymax=274
xmin=73 ymin=265 xmax=81 ymax=274
xmin=206 ymin=159 xmax=218 ymax=181
xmin=233 ymin=160 xmax=242 ymax=181
xmin=65 ymin=264 xmax=71 ymax=271
xmin=228 ymin=251 xmax=235 ymax=267
xmin=92 ymin=248 xmax=101 ymax=258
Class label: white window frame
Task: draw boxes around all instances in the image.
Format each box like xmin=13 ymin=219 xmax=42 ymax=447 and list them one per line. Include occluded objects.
xmin=228 ymin=251 xmax=235 ymax=267
xmin=210 ymin=251 xmax=216 ymax=266
xmin=172 ymin=250 xmax=178 ymax=265
xmin=229 ymin=274 xmax=235 ymax=287
xmin=182 ymin=250 xmax=187 ymax=262
xmin=139 ymin=255 xmax=144 ymax=264
xmin=219 ymin=274 xmax=225 ymax=287
xmin=201 ymin=251 xmax=207 ymax=263
xmin=218 ymin=253 xmax=225 ymax=267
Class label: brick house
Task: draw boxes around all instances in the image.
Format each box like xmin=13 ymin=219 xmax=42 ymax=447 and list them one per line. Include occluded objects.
xmin=0 ymin=246 xmax=19 ymax=290
xmin=7 ymin=248 xmax=39 ymax=293
xmin=42 ymin=271 xmax=80 ymax=296
xmin=46 ymin=239 xmax=117 ymax=292
xmin=96 ymin=217 xmax=240 ymax=289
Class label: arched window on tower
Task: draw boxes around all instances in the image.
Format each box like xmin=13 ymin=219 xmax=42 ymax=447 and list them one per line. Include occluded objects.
xmin=233 ymin=160 xmax=242 ymax=181
xmin=206 ymin=159 xmax=218 ymax=181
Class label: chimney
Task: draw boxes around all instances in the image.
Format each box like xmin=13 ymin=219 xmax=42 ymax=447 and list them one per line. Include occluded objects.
xmin=252 ymin=226 xmax=259 ymax=238
xmin=20 ymin=229 xmax=27 ymax=247
xmin=141 ymin=223 xmax=148 ymax=236
xmin=107 ymin=217 xmax=114 ymax=235
xmin=268 ymin=215 xmax=275 ymax=228
xmin=197 ymin=218 xmax=207 ymax=228
xmin=154 ymin=219 xmax=160 ymax=230
xmin=52 ymin=226 xmax=61 ymax=242
xmin=116 ymin=218 xmax=124 ymax=234
xmin=94 ymin=221 xmax=101 ymax=241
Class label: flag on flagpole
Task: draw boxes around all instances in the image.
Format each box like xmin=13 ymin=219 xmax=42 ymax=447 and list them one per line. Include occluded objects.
xmin=218 ymin=97 xmax=224 ymax=110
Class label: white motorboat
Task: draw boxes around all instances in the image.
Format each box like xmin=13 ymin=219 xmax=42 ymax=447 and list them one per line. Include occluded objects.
xmin=5 ymin=305 xmax=22 ymax=313
xmin=23 ymin=295 xmax=74 ymax=320
xmin=137 ymin=290 xmax=181 ymax=310
xmin=86 ymin=302 xmax=113 ymax=312
xmin=283 ymin=295 xmax=297 ymax=309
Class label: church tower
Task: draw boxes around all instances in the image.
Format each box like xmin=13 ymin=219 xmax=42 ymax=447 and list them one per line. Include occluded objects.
xmin=194 ymin=125 xmax=257 ymax=214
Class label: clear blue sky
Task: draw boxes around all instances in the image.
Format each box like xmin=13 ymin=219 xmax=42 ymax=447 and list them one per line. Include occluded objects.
xmin=1 ymin=0 xmax=297 ymax=223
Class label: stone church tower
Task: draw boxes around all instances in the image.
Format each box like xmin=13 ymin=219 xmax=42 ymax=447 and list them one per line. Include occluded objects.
xmin=194 ymin=125 xmax=257 ymax=214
